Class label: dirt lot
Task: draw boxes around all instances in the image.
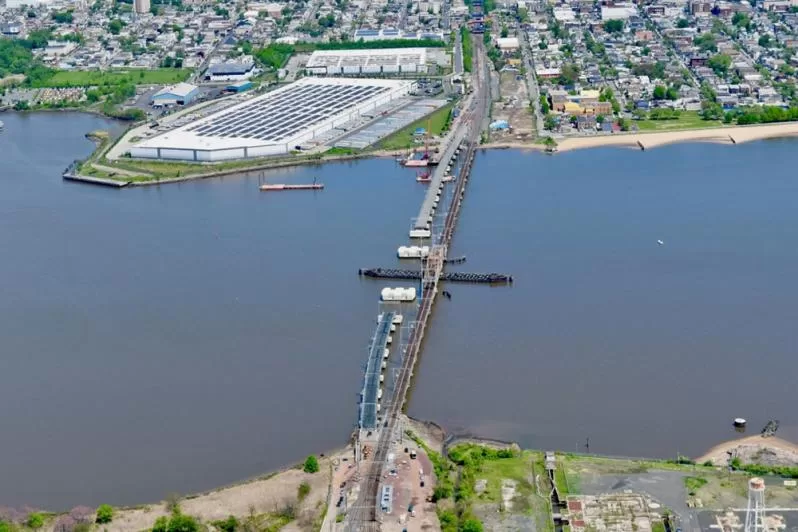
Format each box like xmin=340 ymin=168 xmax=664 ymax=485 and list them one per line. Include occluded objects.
xmin=489 ymin=70 xmax=534 ymax=142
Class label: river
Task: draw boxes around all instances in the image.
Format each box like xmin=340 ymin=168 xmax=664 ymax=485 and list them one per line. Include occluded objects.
xmin=1 ymin=112 xmax=796 ymax=508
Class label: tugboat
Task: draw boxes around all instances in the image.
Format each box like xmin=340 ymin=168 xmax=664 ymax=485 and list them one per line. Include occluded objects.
xmin=416 ymin=170 xmax=431 ymax=183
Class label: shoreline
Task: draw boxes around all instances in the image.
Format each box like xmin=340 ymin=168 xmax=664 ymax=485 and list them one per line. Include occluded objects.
xmin=65 ymin=120 xmax=798 ymax=187
xmin=484 ymin=121 xmax=798 ymax=153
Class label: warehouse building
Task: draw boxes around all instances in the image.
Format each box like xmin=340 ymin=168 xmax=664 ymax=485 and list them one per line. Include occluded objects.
xmin=151 ymin=83 xmax=199 ymax=107
xmin=305 ymin=48 xmax=428 ymax=76
xmin=130 ymin=77 xmax=414 ymax=161
xmin=205 ymin=58 xmax=256 ymax=81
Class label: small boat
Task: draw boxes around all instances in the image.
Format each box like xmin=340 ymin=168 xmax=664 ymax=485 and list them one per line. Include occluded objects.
xmin=416 ymin=170 xmax=431 ymax=183
xmin=442 ymin=174 xmax=454 ymax=183
xmin=0 ymin=120 xmax=4 ymax=129
xmin=657 ymin=240 xmax=664 ymax=245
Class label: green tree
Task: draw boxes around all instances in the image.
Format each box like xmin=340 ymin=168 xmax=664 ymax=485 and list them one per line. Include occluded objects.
xmin=27 ymin=514 xmax=44 ymax=530
xmin=557 ymin=63 xmax=580 ymax=86
xmin=758 ymin=34 xmax=772 ymax=47
xmin=52 ymin=10 xmax=74 ymax=23
xmin=303 ymin=455 xmax=319 ymax=473
xmin=539 ymin=94 xmax=550 ymax=114
xmin=544 ymin=114 xmax=558 ymax=130
xmin=693 ymin=33 xmax=717 ymax=53
xmin=676 ymin=18 xmax=689 ymax=28
xmin=108 ymin=19 xmax=124 ymax=34
xmin=96 ymin=504 xmax=114 ymax=524
xmin=462 ymin=519 xmax=484 ymax=532
xmin=500 ymin=25 xmax=508 ymax=38
xmin=603 ymin=19 xmax=624 ymax=33
xmin=211 ymin=516 xmax=238 ymax=532
xmin=707 ymin=53 xmax=732 ymax=76
xmin=666 ymin=86 xmax=680 ymax=100
xmin=652 ymin=85 xmax=667 ymax=100
xmin=700 ymin=100 xmax=723 ymax=120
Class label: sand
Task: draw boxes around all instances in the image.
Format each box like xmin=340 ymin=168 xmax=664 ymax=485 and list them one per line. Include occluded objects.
xmin=484 ymin=121 xmax=798 ymax=153
xmin=696 ymin=435 xmax=798 ymax=467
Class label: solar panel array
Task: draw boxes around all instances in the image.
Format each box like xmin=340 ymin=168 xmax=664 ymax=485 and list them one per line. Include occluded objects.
xmin=185 ymin=82 xmax=391 ymax=143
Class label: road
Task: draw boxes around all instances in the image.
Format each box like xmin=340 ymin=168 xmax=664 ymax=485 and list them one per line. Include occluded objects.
xmin=518 ymin=27 xmax=544 ymax=136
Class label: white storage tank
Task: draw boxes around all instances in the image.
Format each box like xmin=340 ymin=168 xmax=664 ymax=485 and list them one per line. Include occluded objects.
xmin=409 ymin=229 xmax=431 ymax=239
xmin=383 ymin=348 xmax=390 ymax=359
xmin=382 ymin=360 xmax=387 ymax=370
xmin=387 ymin=335 xmax=393 ymax=344
xmin=378 ymin=388 xmax=383 ymax=400
xmin=392 ymin=314 xmax=403 ymax=324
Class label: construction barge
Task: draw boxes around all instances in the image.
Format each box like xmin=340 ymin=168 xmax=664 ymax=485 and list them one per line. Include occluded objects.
xmin=358 ymin=267 xmax=512 ymax=284
xmin=259 ymin=183 xmax=324 ymax=191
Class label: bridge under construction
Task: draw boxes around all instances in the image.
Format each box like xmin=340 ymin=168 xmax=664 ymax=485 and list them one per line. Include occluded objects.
xmin=345 ymin=36 xmax=498 ymax=531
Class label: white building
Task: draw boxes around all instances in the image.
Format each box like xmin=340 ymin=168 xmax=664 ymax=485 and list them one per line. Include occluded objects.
xmin=601 ymin=3 xmax=638 ymax=20
xmin=305 ymin=48 xmax=428 ymax=76
xmin=130 ymin=77 xmax=414 ymax=161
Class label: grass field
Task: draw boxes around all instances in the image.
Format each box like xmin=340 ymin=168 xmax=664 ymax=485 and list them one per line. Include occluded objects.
xmin=35 ymin=68 xmax=192 ymax=88
xmin=635 ymin=110 xmax=721 ymax=131
xmin=376 ymin=103 xmax=454 ymax=151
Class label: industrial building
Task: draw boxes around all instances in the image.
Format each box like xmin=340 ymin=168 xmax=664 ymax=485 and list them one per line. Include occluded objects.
xmin=305 ymin=48 xmax=428 ymax=76
xmin=205 ymin=58 xmax=256 ymax=82
xmin=352 ymin=28 xmax=445 ymax=42
xmin=150 ymin=82 xmax=199 ymax=107
xmin=130 ymin=77 xmax=414 ymax=161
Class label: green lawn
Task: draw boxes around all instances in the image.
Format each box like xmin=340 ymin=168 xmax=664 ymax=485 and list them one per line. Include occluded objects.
xmin=35 ymin=68 xmax=192 ymax=88
xmin=376 ymin=103 xmax=454 ymax=151
xmin=635 ymin=110 xmax=721 ymax=131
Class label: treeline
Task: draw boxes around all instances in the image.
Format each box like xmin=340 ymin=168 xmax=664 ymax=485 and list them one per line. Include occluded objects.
xmin=701 ymin=102 xmax=798 ymax=124
xmin=730 ymin=457 xmax=798 ymax=478
xmin=460 ymin=27 xmax=473 ymax=73
xmin=0 ymin=33 xmax=54 ymax=81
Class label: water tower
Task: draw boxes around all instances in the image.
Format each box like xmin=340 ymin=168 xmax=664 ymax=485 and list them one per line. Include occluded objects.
xmin=745 ymin=477 xmax=767 ymax=532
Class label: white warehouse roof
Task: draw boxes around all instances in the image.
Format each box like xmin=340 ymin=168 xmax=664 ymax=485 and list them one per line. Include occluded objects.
xmin=154 ymin=82 xmax=198 ymax=99
xmin=131 ymin=77 xmax=413 ymax=161
xmin=306 ymin=48 xmax=427 ymax=72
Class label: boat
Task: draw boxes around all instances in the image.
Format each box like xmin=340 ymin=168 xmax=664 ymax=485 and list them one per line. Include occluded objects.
xmin=442 ymin=174 xmax=454 ymax=183
xmin=0 ymin=120 xmax=4 ymax=129
xmin=416 ymin=170 xmax=431 ymax=183
xmin=404 ymin=150 xmax=430 ymax=167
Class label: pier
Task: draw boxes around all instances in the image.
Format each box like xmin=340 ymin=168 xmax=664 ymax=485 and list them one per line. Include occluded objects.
xmin=346 ymin=36 xmax=493 ymax=531
xmin=358 ymin=311 xmax=396 ymax=431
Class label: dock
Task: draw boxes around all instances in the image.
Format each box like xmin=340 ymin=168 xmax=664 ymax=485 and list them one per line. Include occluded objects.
xmin=359 ymin=267 xmax=512 ymax=284
xmin=259 ymin=183 xmax=324 ymax=191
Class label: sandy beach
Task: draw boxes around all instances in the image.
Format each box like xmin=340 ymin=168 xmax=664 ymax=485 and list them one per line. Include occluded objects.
xmin=696 ymin=435 xmax=798 ymax=466
xmin=485 ymin=121 xmax=798 ymax=153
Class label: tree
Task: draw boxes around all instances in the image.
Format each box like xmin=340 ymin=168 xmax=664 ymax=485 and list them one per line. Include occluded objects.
xmin=500 ymin=25 xmax=508 ymax=38
xmin=700 ymin=100 xmax=723 ymax=120
xmin=303 ymin=455 xmax=319 ymax=473
xmin=152 ymin=512 xmax=199 ymax=532
xmin=27 ymin=514 xmax=45 ymax=530
xmin=652 ymin=85 xmax=667 ymax=100
xmin=707 ymin=53 xmax=732 ymax=76
xmin=52 ymin=10 xmax=74 ymax=23
xmin=96 ymin=504 xmax=114 ymax=524
xmin=461 ymin=519 xmax=484 ymax=532
xmin=539 ymin=94 xmax=550 ymax=114
xmin=557 ymin=63 xmax=580 ymax=86
xmin=666 ymin=86 xmax=680 ymax=100
xmin=603 ymin=19 xmax=624 ymax=33
xmin=693 ymin=33 xmax=717 ymax=53
xmin=758 ymin=34 xmax=773 ymax=47
xmin=108 ymin=19 xmax=124 ymax=34
xmin=544 ymin=114 xmax=558 ymax=130
xmin=211 ymin=516 xmax=238 ymax=532
xmin=676 ymin=18 xmax=689 ymax=28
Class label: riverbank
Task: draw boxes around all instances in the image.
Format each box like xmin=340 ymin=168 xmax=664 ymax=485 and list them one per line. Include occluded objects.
xmin=69 ymin=120 xmax=798 ymax=187
xmin=484 ymin=121 xmax=798 ymax=153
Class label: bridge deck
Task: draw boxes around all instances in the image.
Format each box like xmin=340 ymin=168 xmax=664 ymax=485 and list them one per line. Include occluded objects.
xmin=413 ymin=127 xmax=468 ymax=230
xmin=358 ymin=311 xmax=395 ymax=430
